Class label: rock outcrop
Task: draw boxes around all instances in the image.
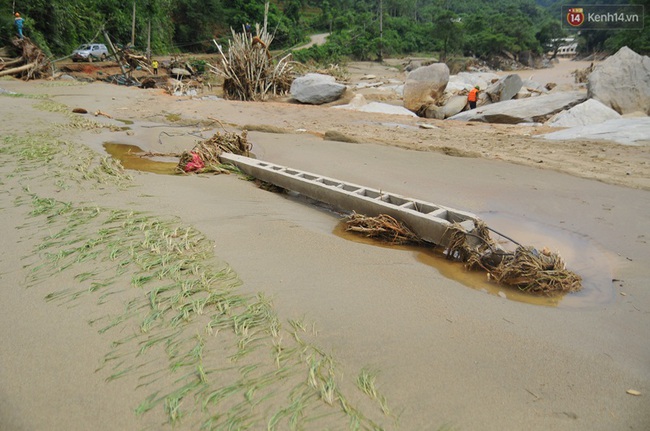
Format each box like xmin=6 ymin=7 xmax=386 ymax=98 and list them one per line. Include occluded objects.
xmin=546 ymin=99 xmax=621 ymax=128
xmin=423 ymin=96 xmax=468 ymax=119
xmin=333 ymin=94 xmax=417 ymax=117
xmin=448 ymin=91 xmax=587 ymax=124
xmin=541 ymin=117 xmax=650 ymax=145
xmin=290 ymin=73 xmax=346 ymax=105
xmin=447 ymin=72 xmax=499 ymax=93
xmin=588 ymin=46 xmax=650 ymax=115
xmin=485 ymin=74 xmax=523 ymax=102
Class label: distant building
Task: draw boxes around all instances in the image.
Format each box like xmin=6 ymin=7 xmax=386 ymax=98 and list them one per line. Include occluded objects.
xmin=550 ymin=37 xmax=578 ymax=57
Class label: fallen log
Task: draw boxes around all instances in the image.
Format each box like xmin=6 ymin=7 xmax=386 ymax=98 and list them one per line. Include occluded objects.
xmin=7 ymin=38 xmax=50 ymax=80
xmin=0 ymin=61 xmax=37 ymax=77
xmin=0 ymin=57 xmax=24 ymax=68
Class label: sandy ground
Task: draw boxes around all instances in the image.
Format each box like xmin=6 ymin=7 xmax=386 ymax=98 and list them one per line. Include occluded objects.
xmin=0 ymin=58 xmax=649 ymax=431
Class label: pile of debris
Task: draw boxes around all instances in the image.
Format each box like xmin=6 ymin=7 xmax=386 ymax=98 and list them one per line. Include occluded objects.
xmin=177 ymin=130 xmax=251 ymax=174
xmin=346 ymin=212 xmax=423 ymax=245
xmin=0 ymin=38 xmax=50 ymax=80
xmin=159 ymin=55 xmax=208 ymax=95
xmin=445 ymin=221 xmax=582 ymax=295
xmin=346 ymin=216 xmax=582 ymax=295
xmin=103 ymin=47 xmax=153 ymax=87
xmin=210 ymin=25 xmax=294 ymax=101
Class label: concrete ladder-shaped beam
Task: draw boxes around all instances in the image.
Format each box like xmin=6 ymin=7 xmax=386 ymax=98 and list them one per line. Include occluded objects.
xmin=220 ymin=153 xmax=479 ymax=246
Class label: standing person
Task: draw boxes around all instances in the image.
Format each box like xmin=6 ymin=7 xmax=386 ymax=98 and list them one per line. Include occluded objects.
xmin=14 ymin=12 xmax=25 ymax=39
xmin=467 ymin=85 xmax=480 ymax=110
xmin=151 ymin=59 xmax=159 ymax=75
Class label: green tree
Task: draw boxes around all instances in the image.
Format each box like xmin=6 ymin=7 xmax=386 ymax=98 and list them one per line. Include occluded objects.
xmin=536 ymin=18 xmax=565 ymax=58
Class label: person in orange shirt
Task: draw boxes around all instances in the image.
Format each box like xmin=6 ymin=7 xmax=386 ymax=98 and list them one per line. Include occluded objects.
xmin=467 ymin=85 xmax=480 ymax=109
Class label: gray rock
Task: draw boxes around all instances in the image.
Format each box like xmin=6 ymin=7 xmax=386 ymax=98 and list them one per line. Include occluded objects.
xmin=171 ymin=68 xmax=191 ymax=77
xmin=540 ymin=117 xmax=650 ymax=145
xmin=485 ymin=74 xmax=523 ymax=102
xmin=336 ymin=93 xmax=367 ymax=109
xmin=333 ymin=96 xmax=417 ymax=117
xmin=403 ymin=63 xmax=449 ymax=113
xmin=417 ymin=122 xmax=439 ymax=129
xmin=546 ymin=99 xmax=621 ymax=128
xmin=356 ymin=102 xmax=417 ymax=117
xmin=514 ymin=89 xmax=532 ymax=99
xmin=448 ymin=91 xmax=587 ymax=124
xmin=588 ymin=46 xmax=650 ymax=115
xmin=424 ymin=95 xmax=468 ymax=119
xmin=404 ymin=60 xmax=422 ymax=72
xmin=441 ymin=96 xmax=470 ymax=118
xmin=448 ymin=72 xmax=500 ymax=94
xmin=521 ymin=79 xmax=547 ymax=93
xmin=422 ymin=105 xmax=444 ymax=119
xmin=290 ymin=73 xmax=346 ymax=105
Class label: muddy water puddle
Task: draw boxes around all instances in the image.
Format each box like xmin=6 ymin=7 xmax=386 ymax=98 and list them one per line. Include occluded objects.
xmin=479 ymin=212 xmax=615 ymax=307
xmin=104 ymin=142 xmax=615 ymax=307
xmin=335 ymin=213 xmax=616 ymax=308
xmin=103 ymin=142 xmax=178 ymax=174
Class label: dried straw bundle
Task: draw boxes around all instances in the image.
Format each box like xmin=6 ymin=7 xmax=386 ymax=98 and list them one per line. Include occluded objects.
xmin=348 ymin=215 xmax=582 ymax=295
xmin=345 ymin=212 xmax=423 ymax=245
xmin=446 ymin=222 xmax=582 ymax=295
xmin=211 ymin=26 xmax=294 ymax=101
xmin=176 ymin=130 xmax=251 ymax=174
xmin=445 ymin=220 xmax=495 ymax=263
xmin=488 ymin=246 xmax=582 ymax=295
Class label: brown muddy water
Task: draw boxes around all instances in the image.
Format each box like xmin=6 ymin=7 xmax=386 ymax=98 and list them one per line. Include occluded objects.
xmin=478 ymin=212 xmax=616 ymax=308
xmin=105 ymin=142 xmax=615 ymax=308
xmin=103 ymin=142 xmax=177 ymax=174
xmin=333 ymin=212 xmax=615 ymax=308
xmin=334 ymin=212 xmax=616 ymax=308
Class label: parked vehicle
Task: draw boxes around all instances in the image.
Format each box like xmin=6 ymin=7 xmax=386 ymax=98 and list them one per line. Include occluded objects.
xmin=72 ymin=44 xmax=109 ymax=62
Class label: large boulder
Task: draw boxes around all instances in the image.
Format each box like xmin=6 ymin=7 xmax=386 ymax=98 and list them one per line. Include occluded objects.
xmin=588 ymin=46 xmax=650 ymax=115
xmin=546 ymin=99 xmax=621 ymax=128
xmin=448 ymin=91 xmax=587 ymax=124
xmin=423 ymin=96 xmax=468 ymax=119
xmin=290 ymin=73 xmax=346 ymax=105
xmin=447 ymin=72 xmax=499 ymax=94
xmin=540 ymin=117 xmax=650 ymax=145
xmin=485 ymin=74 xmax=523 ymax=102
xmin=403 ymin=63 xmax=449 ymax=113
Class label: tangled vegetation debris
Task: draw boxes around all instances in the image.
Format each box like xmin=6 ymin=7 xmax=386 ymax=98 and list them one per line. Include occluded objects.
xmin=177 ymin=130 xmax=251 ymax=174
xmin=346 ymin=215 xmax=582 ymax=295
xmin=210 ymin=25 xmax=294 ymax=101
xmin=345 ymin=212 xmax=423 ymax=245
xmin=0 ymin=38 xmax=50 ymax=80
xmin=445 ymin=221 xmax=582 ymax=295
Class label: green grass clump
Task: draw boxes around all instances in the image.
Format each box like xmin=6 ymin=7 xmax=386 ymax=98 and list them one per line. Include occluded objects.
xmin=1 ymin=87 xmax=405 ymax=430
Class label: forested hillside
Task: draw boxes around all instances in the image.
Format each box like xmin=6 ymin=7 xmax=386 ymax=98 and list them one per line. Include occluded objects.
xmin=1 ymin=0 xmax=647 ymax=61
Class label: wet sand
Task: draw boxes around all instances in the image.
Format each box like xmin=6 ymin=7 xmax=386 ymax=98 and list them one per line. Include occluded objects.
xmin=0 ymin=63 xmax=649 ymax=431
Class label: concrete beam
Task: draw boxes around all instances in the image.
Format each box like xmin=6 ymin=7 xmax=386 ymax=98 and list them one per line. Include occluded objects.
xmin=220 ymin=153 xmax=482 ymax=247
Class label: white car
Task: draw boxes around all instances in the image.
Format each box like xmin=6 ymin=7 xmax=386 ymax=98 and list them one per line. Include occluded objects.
xmin=72 ymin=43 xmax=109 ymax=62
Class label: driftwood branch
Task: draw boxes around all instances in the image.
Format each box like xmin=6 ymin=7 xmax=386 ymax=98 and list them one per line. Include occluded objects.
xmin=0 ymin=61 xmax=37 ymax=77
xmin=4 ymin=38 xmax=50 ymax=80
